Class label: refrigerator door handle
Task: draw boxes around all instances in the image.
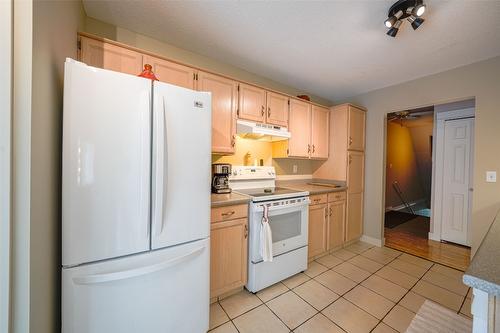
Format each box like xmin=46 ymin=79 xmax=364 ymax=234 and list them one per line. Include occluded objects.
xmin=72 ymin=245 xmax=205 ymax=285
xmin=159 ymin=98 xmax=168 ymax=234
xmin=153 ymin=97 xmax=168 ymax=237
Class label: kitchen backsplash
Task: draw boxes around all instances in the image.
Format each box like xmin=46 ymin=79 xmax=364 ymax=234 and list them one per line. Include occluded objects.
xmin=212 ymin=136 xmax=322 ymax=175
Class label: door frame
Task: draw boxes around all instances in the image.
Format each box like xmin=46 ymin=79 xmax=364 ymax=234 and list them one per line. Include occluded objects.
xmin=0 ymin=0 xmax=12 ymax=330
xmin=430 ymin=106 xmax=475 ymax=243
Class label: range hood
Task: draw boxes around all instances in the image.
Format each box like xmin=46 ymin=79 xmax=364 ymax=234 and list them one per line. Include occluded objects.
xmin=236 ymin=120 xmax=291 ymax=142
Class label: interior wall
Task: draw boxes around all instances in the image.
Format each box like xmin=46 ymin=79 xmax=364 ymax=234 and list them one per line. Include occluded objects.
xmin=345 ymin=55 xmax=500 ymax=256
xmin=385 ymin=122 xmax=424 ymax=209
xmin=30 ymin=0 xmax=85 ymax=332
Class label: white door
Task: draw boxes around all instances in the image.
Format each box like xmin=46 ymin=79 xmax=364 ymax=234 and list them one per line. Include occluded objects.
xmin=441 ymin=118 xmax=474 ymax=246
xmin=62 ymin=60 xmax=151 ymax=266
xmin=151 ymin=82 xmax=211 ymax=250
xmin=62 ymin=238 xmax=209 ymax=333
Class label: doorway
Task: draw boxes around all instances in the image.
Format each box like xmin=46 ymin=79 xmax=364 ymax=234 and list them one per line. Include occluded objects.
xmin=383 ymin=102 xmax=473 ymax=271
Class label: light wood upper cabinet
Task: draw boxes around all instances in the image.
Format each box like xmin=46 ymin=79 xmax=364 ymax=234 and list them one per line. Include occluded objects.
xmin=328 ymin=199 xmax=346 ymax=250
xmin=308 ymin=203 xmax=328 ymax=259
xmin=210 ymin=217 xmax=248 ymax=298
xmin=266 ymin=92 xmax=289 ymax=127
xmin=288 ymin=99 xmax=311 ymax=158
xmin=143 ymin=55 xmax=195 ymax=89
xmin=311 ymin=106 xmax=329 ymax=159
xmin=197 ymin=71 xmax=237 ymax=154
xmin=346 ymin=192 xmax=363 ymax=242
xmin=238 ymin=83 xmax=266 ymax=123
xmin=348 ymin=105 xmax=366 ymax=151
xmin=80 ymin=36 xmax=143 ymax=76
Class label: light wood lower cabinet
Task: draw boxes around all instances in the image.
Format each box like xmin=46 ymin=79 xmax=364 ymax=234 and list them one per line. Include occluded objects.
xmin=346 ymin=192 xmax=363 ymax=242
xmin=308 ymin=203 xmax=328 ymax=259
xmin=327 ymin=199 xmax=346 ymax=250
xmin=210 ymin=210 xmax=248 ymax=298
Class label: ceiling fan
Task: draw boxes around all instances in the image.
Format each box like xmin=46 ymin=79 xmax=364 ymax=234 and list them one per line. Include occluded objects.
xmin=388 ymin=110 xmax=433 ymax=126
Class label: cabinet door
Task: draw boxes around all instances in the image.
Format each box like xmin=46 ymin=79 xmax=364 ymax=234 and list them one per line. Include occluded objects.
xmin=347 ymin=151 xmax=365 ymax=194
xmin=266 ymin=92 xmax=289 ymax=127
xmin=80 ymin=37 xmax=143 ymax=76
xmin=328 ymin=200 xmax=346 ymax=250
xmin=197 ymin=72 xmax=237 ymax=154
xmin=346 ymin=193 xmax=363 ymax=242
xmin=311 ymin=106 xmax=329 ymax=159
xmin=308 ymin=204 xmax=328 ymax=259
xmin=288 ymin=99 xmax=311 ymax=158
xmin=238 ymin=83 xmax=266 ymax=123
xmin=348 ymin=106 xmax=366 ymax=151
xmin=143 ymin=55 xmax=195 ymax=89
xmin=210 ymin=218 xmax=248 ymax=297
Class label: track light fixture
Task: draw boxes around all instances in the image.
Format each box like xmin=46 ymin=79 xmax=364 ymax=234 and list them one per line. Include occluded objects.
xmin=385 ymin=0 xmax=427 ymax=37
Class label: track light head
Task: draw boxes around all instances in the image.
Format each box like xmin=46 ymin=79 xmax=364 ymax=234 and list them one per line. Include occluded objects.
xmin=414 ymin=4 xmax=426 ymax=16
xmin=407 ymin=15 xmax=424 ymax=30
xmin=387 ymin=20 xmax=402 ymax=37
xmin=385 ymin=9 xmax=403 ymax=28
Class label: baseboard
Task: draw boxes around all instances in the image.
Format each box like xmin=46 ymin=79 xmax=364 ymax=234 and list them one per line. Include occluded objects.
xmin=360 ymin=235 xmax=383 ymax=247
xmin=428 ymin=232 xmax=440 ymax=242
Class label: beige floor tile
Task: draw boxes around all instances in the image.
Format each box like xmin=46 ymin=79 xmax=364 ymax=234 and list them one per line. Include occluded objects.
xmin=348 ymin=255 xmax=384 ymax=273
xmin=322 ymin=298 xmax=379 ymax=333
xmin=293 ymin=279 xmax=339 ymax=310
xmin=372 ymin=322 xmax=398 ymax=333
xmin=314 ymin=270 xmax=357 ymax=295
xmin=343 ymin=285 xmax=395 ymax=319
xmin=331 ymin=248 xmax=357 ymax=260
xmin=398 ymin=253 xmax=434 ymax=269
xmin=361 ymin=248 xmax=399 ymax=265
xmin=460 ymin=297 xmax=472 ymax=318
xmin=344 ymin=241 xmax=373 ymax=254
xmin=304 ymin=261 xmax=329 ymax=277
xmin=256 ymin=282 xmax=288 ymax=303
xmin=466 ymin=287 xmax=472 ymax=299
xmin=388 ymin=258 xmax=428 ymax=278
xmin=315 ymin=254 xmax=344 ymax=268
xmin=422 ymin=269 xmax=468 ymax=296
xmin=380 ymin=246 xmax=403 ymax=256
xmin=282 ymin=272 xmax=310 ymax=289
xmin=430 ymin=263 xmax=465 ymax=280
xmin=232 ymin=305 xmax=289 ymax=333
xmin=219 ymin=290 xmax=262 ymax=319
xmin=376 ymin=265 xmax=419 ymax=289
xmin=382 ymin=305 xmax=416 ymax=333
xmin=209 ymin=302 xmax=229 ymax=330
xmin=209 ymin=321 xmax=239 ymax=333
xmin=412 ymin=280 xmax=463 ymax=311
xmin=333 ymin=262 xmax=371 ymax=283
xmin=267 ymin=291 xmax=317 ymax=329
xmin=361 ymin=274 xmax=408 ymax=302
xmin=294 ymin=313 xmax=344 ymax=333
xmin=398 ymin=291 xmax=427 ymax=313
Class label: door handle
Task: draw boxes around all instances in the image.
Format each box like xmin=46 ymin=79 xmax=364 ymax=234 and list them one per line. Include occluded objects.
xmin=244 ymin=224 xmax=248 ymax=239
xmin=267 ymin=106 xmax=271 ymax=118
xmin=261 ymin=105 xmax=265 ymax=117
xmin=73 ymin=246 xmax=205 ymax=285
xmin=307 ymin=144 xmax=311 ymax=154
xmin=158 ymin=98 xmax=168 ymax=235
xmin=349 ymin=136 xmax=353 ymax=146
xmin=231 ymin=135 xmax=236 ymax=147
xmin=329 ymin=207 xmax=333 ymax=217
xmin=348 ymin=155 xmax=352 ymax=165
xmin=312 ymin=145 xmax=315 ymax=153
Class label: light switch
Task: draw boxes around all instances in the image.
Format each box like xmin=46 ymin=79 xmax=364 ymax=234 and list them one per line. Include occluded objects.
xmin=486 ymin=171 xmax=497 ymax=183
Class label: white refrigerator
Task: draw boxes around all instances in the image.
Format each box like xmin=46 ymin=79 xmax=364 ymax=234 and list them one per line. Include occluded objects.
xmin=61 ymin=59 xmax=211 ymax=333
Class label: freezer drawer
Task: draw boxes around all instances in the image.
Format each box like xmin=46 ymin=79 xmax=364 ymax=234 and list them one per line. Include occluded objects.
xmin=62 ymin=238 xmax=209 ymax=333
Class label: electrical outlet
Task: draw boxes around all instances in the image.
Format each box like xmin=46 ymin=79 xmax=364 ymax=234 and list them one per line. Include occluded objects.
xmin=293 ymin=165 xmax=298 ymax=174
xmin=486 ymin=171 xmax=497 ymax=183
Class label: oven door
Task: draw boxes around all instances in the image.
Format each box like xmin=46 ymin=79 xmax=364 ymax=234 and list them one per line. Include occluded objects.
xmin=249 ymin=198 xmax=309 ymax=263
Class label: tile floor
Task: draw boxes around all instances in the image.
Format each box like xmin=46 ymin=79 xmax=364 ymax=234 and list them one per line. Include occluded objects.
xmin=208 ymin=241 xmax=472 ymax=333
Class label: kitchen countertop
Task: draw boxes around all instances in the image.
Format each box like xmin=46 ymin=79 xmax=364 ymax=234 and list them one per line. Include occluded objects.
xmin=463 ymin=210 xmax=500 ymax=296
xmin=277 ymin=179 xmax=348 ymax=195
xmin=211 ymin=192 xmax=251 ymax=208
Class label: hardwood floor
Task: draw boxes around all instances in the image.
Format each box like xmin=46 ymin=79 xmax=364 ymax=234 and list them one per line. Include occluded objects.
xmin=384 ymin=217 xmax=470 ymax=271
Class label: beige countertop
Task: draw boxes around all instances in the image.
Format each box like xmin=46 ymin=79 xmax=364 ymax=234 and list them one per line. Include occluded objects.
xmin=277 ymin=179 xmax=348 ymax=195
xmin=211 ymin=192 xmax=251 ymax=208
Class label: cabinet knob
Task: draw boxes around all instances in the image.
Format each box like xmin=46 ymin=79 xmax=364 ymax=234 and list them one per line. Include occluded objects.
xmin=221 ymin=211 xmax=235 ymax=217
xmin=312 ymin=145 xmax=315 ymax=153
xmin=261 ymin=105 xmax=265 ymax=117
xmin=244 ymin=224 xmax=248 ymax=238
xmin=307 ymin=144 xmax=311 ymax=154
xmin=267 ymin=107 xmax=271 ymax=118
xmin=231 ymin=135 xmax=236 ymax=147
xmin=349 ymin=136 xmax=353 ymax=146
xmin=329 ymin=207 xmax=333 ymax=216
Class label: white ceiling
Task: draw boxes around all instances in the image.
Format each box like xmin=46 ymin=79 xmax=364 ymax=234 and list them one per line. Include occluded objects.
xmin=83 ymin=0 xmax=500 ymax=101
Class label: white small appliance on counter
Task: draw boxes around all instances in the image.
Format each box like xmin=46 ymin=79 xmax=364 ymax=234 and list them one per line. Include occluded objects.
xmin=229 ymin=166 xmax=310 ymax=292
xmin=62 ymin=59 xmax=211 ymax=333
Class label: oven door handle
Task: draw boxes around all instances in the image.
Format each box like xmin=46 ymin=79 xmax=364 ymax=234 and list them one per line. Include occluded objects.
xmin=252 ymin=199 xmax=310 ymax=213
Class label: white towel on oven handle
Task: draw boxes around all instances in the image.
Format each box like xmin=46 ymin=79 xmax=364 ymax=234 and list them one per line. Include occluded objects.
xmin=260 ymin=204 xmax=273 ymax=262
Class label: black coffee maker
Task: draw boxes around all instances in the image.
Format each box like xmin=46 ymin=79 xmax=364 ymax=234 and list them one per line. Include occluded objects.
xmin=211 ymin=163 xmax=232 ymax=194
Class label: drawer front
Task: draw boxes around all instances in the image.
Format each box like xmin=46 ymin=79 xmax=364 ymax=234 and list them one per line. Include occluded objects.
xmin=310 ymin=194 xmax=328 ymax=205
xmin=328 ymin=191 xmax=347 ymax=202
xmin=211 ymin=204 xmax=248 ymax=223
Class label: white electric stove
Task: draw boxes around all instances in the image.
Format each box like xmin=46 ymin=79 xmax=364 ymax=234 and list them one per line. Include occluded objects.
xmin=229 ymin=166 xmax=310 ymax=292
